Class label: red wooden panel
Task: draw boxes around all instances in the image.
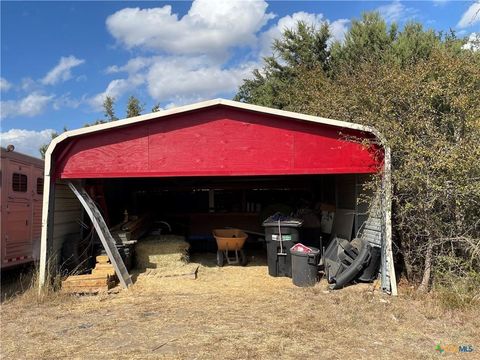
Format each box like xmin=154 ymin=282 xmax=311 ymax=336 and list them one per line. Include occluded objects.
xmin=57 ymin=127 xmax=149 ymax=178
xmin=292 ymin=124 xmax=380 ymax=173
xmin=55 ymin=105 xmax=381 ymax=179
xmin=148 ymin=108 xmax=294 ymax=174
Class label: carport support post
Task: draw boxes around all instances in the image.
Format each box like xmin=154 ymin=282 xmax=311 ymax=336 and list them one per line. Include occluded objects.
xmin=39 ymin=174 xmax=56 ymax=291
xmin=67 ymin=181 xmax=133 ymax=289
xmin=383 ymin=147 xmax=397 ymax=296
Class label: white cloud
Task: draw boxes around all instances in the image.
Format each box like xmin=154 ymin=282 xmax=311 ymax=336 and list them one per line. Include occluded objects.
xmin=0 ymin=77 xmax=12 ymax=92
xmin=458 ymin=1 xmax=480 ymax=28
xmin=93 ymin=53 xmax=257 ymax=111
xmin=1 ymin=93 xmax=54 ymax=119
xmin=20 ymin=77 xmax=40 ymax=92
xmin=0 ymin=128 xmax=56 ymax=158
xmin=88 ymin=74 xmax=145 ymax=111
xmin=106 ymin=0 xmax=274 ymax=56
xmin=106 ymin=56 xmax=157 ymax=75
xmin=146 ymin=57 xmax=256 ymax=105
xmin=462 ymin=32 xmax=480 ymax=51
xmin=377 ymin=1 xmax=418 ymax=23
xmin=329 ymin=19 xmax=350 ymax=44
xmin=41 ymin=55 xmax=85 ymax=85
xmin=52 ymin=93 xmax=82 ymax=110
xmin=99 ymin=3 xmax=352 ymax=111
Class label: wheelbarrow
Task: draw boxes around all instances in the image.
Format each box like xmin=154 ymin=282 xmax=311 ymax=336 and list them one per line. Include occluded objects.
xmin=212 ymin=229 xmax=248 ymax=267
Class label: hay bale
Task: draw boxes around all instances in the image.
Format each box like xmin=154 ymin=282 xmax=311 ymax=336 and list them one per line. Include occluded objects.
xmin=135 ymin=235 xmax=190 ymax=269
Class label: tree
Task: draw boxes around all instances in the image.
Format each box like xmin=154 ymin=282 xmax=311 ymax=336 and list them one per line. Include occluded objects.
xmin=39 ymin=126 xmax=67 ymax=159
xmin=234 ymin=21 xmax=331 ymax=108
xmin=126 ymin=95 xmax=144 ymax=118
xmin=103 ymin=96 xmax=118 ymax=121
xmin=330 ymin=12 xmax=394 ymax=71
xmin=151 ymin=103 xmax=161 ymax=112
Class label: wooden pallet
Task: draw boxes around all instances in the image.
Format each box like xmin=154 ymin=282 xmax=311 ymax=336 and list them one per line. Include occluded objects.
xmin=92 ymin=256 xmax=116 ymax=277
xmin=62 ymin=255 xmax=118 ymax=294
xmin=62 ymin=274 xmax=116 ymax=293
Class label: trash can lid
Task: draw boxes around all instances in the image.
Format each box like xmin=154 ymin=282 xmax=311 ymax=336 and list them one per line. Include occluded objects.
xmin=262 ymin=213 xmax=303 ymax=227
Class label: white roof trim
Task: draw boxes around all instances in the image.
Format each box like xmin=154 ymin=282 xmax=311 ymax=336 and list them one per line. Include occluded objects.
xmin=44 ymin=98 xmax=382 ymax=176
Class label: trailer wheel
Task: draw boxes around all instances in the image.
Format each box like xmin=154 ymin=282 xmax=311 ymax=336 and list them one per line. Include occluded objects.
xmin=216 ymin=251 xmax=224 ymax=267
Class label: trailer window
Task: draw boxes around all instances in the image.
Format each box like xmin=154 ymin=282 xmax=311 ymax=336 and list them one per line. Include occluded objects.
xmin=12 ymin=173 xmax=28 ymax=192
xmin=37 ymin=178 xmax=44 ymax=194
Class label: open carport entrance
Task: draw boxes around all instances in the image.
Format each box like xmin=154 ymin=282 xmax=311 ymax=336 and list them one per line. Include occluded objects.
xmin=49 ymin=173 xmax=383 ymax=288
xmin=97 ymin=174 xmax=366 ymax=250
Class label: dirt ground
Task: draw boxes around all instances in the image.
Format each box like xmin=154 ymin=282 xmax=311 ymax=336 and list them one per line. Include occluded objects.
xmin=1 ymin=253 xmax=478 ymax=360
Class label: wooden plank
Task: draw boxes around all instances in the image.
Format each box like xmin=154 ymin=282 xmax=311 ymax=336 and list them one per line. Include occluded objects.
xmin=94 ymin=263 xmax=115 ymax=270
xmin=67 ymin=181 xmax=132 ymax=288
xmin=96 ymin=255 xmax=110 ymax=264
xmin=91 ymin=269 xmax=116 ymax=277
xmin=63 ymin=274 xmax=111 ymax=281
xmin=62 ymin=283 xmax=115 ymax=294
xmin=62 ymin=279 xmax=113 ymax=287
xmin=63 ymin=278 xmax=113 ymax=286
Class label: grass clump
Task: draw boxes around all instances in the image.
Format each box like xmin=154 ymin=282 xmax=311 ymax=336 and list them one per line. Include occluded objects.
xmin=433 ymin=256 xmax=480 ymax=310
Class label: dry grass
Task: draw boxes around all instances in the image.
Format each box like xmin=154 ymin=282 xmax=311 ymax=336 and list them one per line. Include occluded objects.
xmin=1 ymin=252 xmax=479 ymax=360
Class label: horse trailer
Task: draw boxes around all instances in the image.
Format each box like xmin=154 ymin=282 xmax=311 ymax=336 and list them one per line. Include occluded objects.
xmin=1 ymin=146 xmax=44 ymax=269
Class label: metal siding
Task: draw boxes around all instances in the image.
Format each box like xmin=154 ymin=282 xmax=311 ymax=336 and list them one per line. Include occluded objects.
xmin=51 ymin=180 xmax=82 ymax=267
xmin=355 ymin=175 xmax=391 ymax=292
xmin=355 ymin=176 xmax=382 ymax=247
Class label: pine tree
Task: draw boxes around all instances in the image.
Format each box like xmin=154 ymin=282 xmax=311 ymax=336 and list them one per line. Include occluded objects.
xmin=103 ymin=96 xmax=118 ymax=121
xmin=126 ymin=95 xmax=144 ymax=118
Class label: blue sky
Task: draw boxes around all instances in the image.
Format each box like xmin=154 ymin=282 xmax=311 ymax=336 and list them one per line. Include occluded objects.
xmin=1 ymin=0 xmax=479 ymax=157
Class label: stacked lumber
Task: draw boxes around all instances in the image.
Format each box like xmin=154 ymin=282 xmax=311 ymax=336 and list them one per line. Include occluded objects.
xmin=91 ymin=255 xmax=116 ymax=277
xmin=62 ymin=255 xmax=117 ymax=294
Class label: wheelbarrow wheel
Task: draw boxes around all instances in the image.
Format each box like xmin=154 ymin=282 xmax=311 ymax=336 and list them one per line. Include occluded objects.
xmin=239 ymin=250 xmax=248 ymax=266
xmin=216 ymin=250 xmax=224 ymax=267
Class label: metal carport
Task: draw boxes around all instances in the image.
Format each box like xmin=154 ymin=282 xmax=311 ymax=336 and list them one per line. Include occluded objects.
xmin=39 ymin=99 xmax=396 ymax=294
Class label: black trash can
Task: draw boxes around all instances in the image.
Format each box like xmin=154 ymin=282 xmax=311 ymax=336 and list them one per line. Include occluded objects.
xmin=290 ymin=246 xmax=320 ymax=287
xmin=263 ymin=216 xmax=302 ymax=277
